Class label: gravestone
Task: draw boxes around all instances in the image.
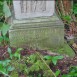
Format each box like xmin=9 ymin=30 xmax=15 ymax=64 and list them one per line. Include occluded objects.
xmin=13 ymin=1 xmax=54 ymax=19
xmin=9 ymin=0 xmax=64 ymax=49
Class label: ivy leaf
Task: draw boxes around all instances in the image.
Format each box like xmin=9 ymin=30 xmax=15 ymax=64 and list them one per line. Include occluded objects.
xmin=3 ymin=1 xmax=11 ymax=18
xmin=3 ymin=36 xmax=9 ymax=41
xmin=14 ymin=53 xmax=20 ymax=60
xmin=29 ymin=54 xmax=37 ymax=63
xmin=0 ymin=36 xmax=3 ymax=42
xmin=15 ymin=48 xmax=23 ymax=53
xmin=3 ymin=60 xmax=11 ymax=66
xmin=14 ymin=48 xmax=23 ymax=60
xmin=44 ymin=55 xmax=63 ymax=65
xmin=7 ymin=66 xmax=14 ymax=72
xmin=0 ymin=59 xmax=11 ymax=67
xmin=7 ymin=47 xmax=13 ymax=59
xmin=44 ymin=55 xmax=58 ymax=65
xmin=1 ymin=23 xmax=10 ymax=36
xmin=53 ymin=56 xmax=64 ymax=60
xmin=0 ymin=1 xmax=3 ymax=5
xmin=73 ymin=4 xmax=77 ymax=14
xmin=52 ymin=59 xmax=57 ymax=65
xmin=52 ymin=56 xmax=63 ymax=65
xmin=0 ymin=64 xmax=9 ymax=76
xmin=44 ymin=55 xmax=52 ymax=60
xmin=55 ymin=70 xmax=60 ymax=77
xmin=62 ymin=15 xmax=71 ymax=22
xmin=7 ymin=47 xmax=12 ymax=54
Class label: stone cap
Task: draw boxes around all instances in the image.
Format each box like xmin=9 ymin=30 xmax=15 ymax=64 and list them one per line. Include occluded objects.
xmin=13 ymin=0 xmax=55 ymax=19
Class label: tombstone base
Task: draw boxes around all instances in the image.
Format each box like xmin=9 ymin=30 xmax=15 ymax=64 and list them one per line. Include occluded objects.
xmin=9 ymin=15 xmax=64 ymax=49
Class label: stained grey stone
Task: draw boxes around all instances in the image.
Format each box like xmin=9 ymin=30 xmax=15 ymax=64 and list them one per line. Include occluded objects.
xmin=9 ymin=0 xmax=64 ymax=49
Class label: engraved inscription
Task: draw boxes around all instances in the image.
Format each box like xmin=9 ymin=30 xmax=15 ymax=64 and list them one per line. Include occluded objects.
xmin=21 ymin=0 xmax=46 ymax=13
xmin=13 ymin=0 xmax=54 ymax=19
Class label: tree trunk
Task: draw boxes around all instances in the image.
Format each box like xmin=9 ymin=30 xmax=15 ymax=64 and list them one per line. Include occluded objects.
xmin=56 ymin=0 xmax=72 ymax=16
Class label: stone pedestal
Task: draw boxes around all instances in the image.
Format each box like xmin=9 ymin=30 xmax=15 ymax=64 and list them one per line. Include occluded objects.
xmin=9 ymin=1 xmax=64 ymax=49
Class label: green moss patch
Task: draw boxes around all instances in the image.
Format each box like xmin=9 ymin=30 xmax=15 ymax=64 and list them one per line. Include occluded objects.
xmin=50 ymin=41 xmax=75 ymax=57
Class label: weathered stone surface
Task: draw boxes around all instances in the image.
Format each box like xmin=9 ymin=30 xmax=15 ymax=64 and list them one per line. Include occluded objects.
xmin=9 ymin=0 xmax=64 ymax=49
xmin=9 ymin=15 xmax=64 ymax=49
xmin=13 ymin=0 xmax=54 ymax=19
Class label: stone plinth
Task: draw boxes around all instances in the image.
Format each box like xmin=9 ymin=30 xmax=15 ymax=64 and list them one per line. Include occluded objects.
xmin=9 ymin=0 xmax=64 ymax=49
xmin=9 ymin=15 xmax=64 ymax=49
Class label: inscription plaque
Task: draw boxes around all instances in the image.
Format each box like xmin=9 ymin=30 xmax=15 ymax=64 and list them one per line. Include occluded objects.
xmin=13 ymin=0 xmax=55 ymax=19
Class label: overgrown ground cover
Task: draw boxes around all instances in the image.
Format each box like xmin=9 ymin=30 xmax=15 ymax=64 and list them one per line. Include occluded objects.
xmin=0 ymin=0 xmax=77 ymax=77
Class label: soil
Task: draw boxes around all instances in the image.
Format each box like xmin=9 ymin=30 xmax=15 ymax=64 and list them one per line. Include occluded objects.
xmin=50 ymin=56 xmax=77 ymax=75
xmin=0 ymin=45 xmax=77 ymax=77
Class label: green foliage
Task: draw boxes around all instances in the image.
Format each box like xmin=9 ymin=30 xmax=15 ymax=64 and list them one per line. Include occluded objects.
xmin=10 ymin=53 xmax=55 ymax=77
xmin=6 ymin=0 xmax=13 ymax=4
xmin=44 ymin=55 xmax=63 ymax=65
xmin=0 ymin=23 xmax=10 ymax=46
xmin=73 ymin=4 xmax=77 ymax=15
xmin=0 ymin=0 xmax=12 ymax=18
xmin=0 ymin=1 xmax=4 ymax=17
xmin=55 ymin=70 xmax=61 ymax=77
xmin=10 ymin=71 xmax=18 ymax=77
xmin=0 ymin=1 xmax=12 ymax=44
xmin=0 ymin=1 xmax=10 ymax=45
xmin=62 ymin=66 xmax=77 ymax=77
xmin=7 ymin=47 xmax=13 ymax=59
xmin=0 ymin=59 xmax=14 ymax=77
xmin=62 ymin=15 xmax=71 ymax=22
xmin=43 ymin=70 xmax=54 ymax=77
xmin=7 ymin=47 xmax=23 ymax=60
xmin=1 ymin=23 xmax=10 ymax=36
xmin=3 ymin=1 xmax=11 ymax=18
xmin=0 ymin=47 xmax=22 ymax=77
xmin=13 ymin=48 xmax=23 ymax=60
xmin=26 ymin=54 xmax=47 ymax=73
